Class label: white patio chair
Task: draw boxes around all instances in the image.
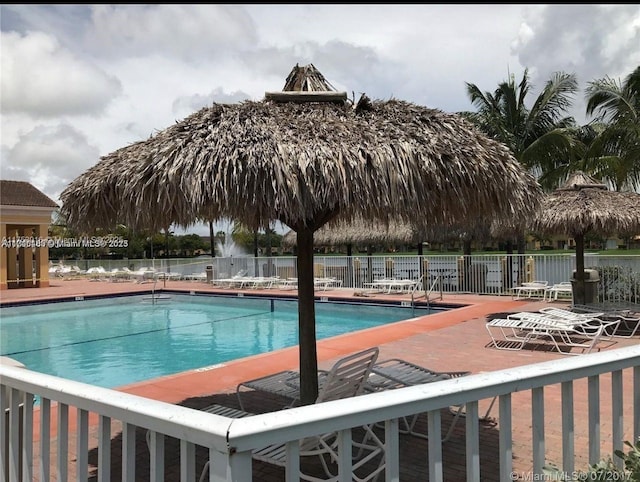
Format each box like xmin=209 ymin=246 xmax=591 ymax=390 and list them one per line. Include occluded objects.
xmin=236 ymin=346 xmax=379 ymax=410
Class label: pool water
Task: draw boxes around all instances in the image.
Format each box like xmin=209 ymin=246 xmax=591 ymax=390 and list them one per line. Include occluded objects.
xmin=0 ymin=294 xmax=439 ymax=389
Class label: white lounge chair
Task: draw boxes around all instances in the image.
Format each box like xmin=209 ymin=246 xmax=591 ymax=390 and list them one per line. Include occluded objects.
xmin=155 ymin=271 xmax=183 ymax=281
xmin=86 ymin=266 xmax=107 ymax=281
xmin=201 ymin=346 xmax=385 ymax=482
xmin=544 ymin=281 xmax=573 ymax=301
xmin=278 ymin=277 xmax=299 ymax=290
xmin=130 ymin=267 xmax=156 ymax=283
xmin=184 ymin=271 xmax=207 ymax=281
xmin=486 ymin=316 xmax=545 ymax=351
xmin=595 ymin=312 xmax=640 ymax=338
xmin=362 ymin=276 xmax=422 ymax=295
xmin=595 ymin=310 xmax=640 ymax=338
xmin=247 ymin=276 xmax=280 ymax=289
xmin=573 ymin=305 xmax=640 ymax=338
xmin=486 ymin=312 xmax=608 ymax=355
xmin=541 ymin=306 xmax=639 ymax=338
xmin=214 ymin=269 xmax=249 ymax=288
xmin=527 ymin=307 xmax=619 ymax=339
xmin=313 ymin=277 xmax=343 ymax=291
xmin=362 ymin=278 xmax=394 ymax=294
xmin=512 ymin=280 xmax=549 ymax=300
xmin=107 ymin=267 xmax=131 ymax=282
xmin=365 ymin=358 xmax=476 ymax=442
xmin=49 ymin=264 xmax=71 ymax=278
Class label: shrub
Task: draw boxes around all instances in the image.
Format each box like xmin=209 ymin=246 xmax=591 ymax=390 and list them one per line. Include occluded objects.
xmin=595 ymin=265 xmax=640 ymax=303
xmin=543 ymin=438 xmax=639 ymax=481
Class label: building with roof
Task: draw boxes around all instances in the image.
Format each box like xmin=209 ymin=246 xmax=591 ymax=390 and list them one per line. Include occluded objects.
xmin=0 ymin=180 xmax=58 ymax=290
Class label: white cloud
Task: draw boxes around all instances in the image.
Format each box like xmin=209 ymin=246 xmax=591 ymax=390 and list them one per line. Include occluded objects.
xmin=1 ymin=123 xmax=99 ymax=203
xmin=514 ymin=5 xmax=639 ymax=87
xmin=1 ymin=31 xmax=122 ymax=117
xmin=86 ymin=5 xmax=257 ymax=60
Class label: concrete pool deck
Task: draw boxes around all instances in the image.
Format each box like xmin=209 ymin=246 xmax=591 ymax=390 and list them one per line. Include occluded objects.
xmin=1 ymin=278 xmax=637 ymax=481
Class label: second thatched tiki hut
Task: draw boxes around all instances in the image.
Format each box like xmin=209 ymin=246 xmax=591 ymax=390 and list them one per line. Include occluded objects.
xmin=282 ymin=218 xmax=421 ymax=262
xmin=282 ymin=218 xmax=492 ymax=290
xmin=61 ymin=63 xmax=541 ymax=404
xmin=282 ymin=218 xmax=424 ymax=288
xmin=532 ymin=171 xmax=640 ymax=305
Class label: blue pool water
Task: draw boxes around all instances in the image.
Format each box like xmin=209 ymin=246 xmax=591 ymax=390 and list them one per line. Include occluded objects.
xmin=0 ymin=294 xmax=441 ymax=389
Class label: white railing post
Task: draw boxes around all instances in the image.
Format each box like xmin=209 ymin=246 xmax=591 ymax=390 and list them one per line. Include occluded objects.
xmin=39 ymin=398 xmax=51 ymax=482
xmin=498 ymin=394 xmax=513 ymax=481
xmin=180 ymin=440 xmax=196 ymax=481
xmin=531 ymin=387 xmax=545 ymax=475
xmin=561 ymin=381 xmax=574 ymax=474
xmin=588 ymin=375 xmax=601 ymax=465
xmin=611 ymin=369 xmax=624 ymax=470
xmin=427 ymin=410 xmax=443 ymax=482
xmin=97 ymin=414 xmax=110 ymax=482
xmin=224 ymin=449 xmax=253 ymax=482
xmin=57 ymin=402 xmax=68 ymax=482
xmin=635 ymin=366 xmax=640 ymax=443
xmin=465 ymin=401 xmax=480 ymax=482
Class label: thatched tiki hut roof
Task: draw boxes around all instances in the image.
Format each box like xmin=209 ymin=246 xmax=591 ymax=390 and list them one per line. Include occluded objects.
xmin=60 ymin=63 xmax=541 ymax=404
xmin=282 ymin=218 xmax=492 ymax=255
xmin=531 ymin=171 xmax=640 ymax=305
xmin=282 ymin=219 xmax=421 ymax=250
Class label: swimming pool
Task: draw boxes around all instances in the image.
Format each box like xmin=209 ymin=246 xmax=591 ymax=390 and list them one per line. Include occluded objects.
xmin=0 ymin=293 xmax=445 ymax=389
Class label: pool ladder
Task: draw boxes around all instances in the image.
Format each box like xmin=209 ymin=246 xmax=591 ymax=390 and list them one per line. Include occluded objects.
xmin=414 ymin=275 xmax=444 ymax=312
xmin=145 ymin=277 xmax=171 ymax=304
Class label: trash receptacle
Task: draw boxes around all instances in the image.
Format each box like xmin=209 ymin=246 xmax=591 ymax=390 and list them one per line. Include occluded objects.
xmin=205 ymin=265 xmax=213 ymax=283
xmin=571 ymin=269 xmax=600 ymax=304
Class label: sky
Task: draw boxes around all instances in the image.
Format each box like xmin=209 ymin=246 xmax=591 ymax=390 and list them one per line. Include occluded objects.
xmin=2 ymin=4 xmax=639 ymax=236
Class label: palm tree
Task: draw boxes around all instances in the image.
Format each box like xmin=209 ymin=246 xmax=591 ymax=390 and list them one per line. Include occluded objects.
xmin=536 ymin=123 xmax=599 ymax=189
xmin=464 ymin=69 xmax=579 ymax=287
xmin=582 ymin=66 xmax=640 ymax=191
xmin=465 ymin=68 xmax=579 ymax=186
xmin=465 ymin=69 xmax=580 ymax=254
